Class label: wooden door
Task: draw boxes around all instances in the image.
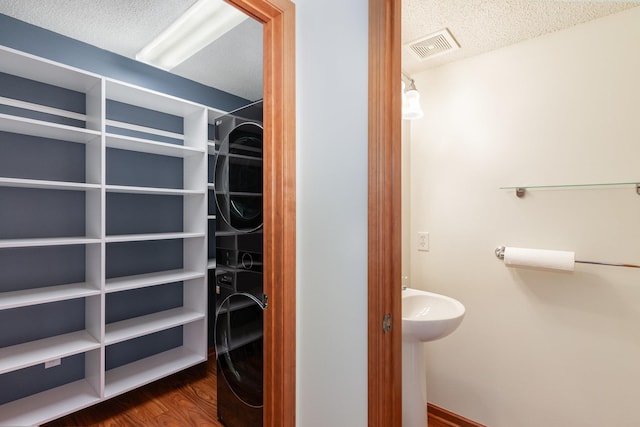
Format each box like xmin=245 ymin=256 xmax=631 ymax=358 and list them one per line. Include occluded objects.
xmin=224 ymin=1 xmax=401 ymax=426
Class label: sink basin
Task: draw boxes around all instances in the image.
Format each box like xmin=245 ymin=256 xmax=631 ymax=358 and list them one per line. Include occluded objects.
xmin=402 ymin=288 xmax=465 ymax=342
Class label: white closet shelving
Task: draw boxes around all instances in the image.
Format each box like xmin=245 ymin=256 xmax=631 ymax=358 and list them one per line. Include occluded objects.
xmin=0 ymin=45 xmax=213 ymax=426
xmin=105 ymin=269 xmax=205 ymax=294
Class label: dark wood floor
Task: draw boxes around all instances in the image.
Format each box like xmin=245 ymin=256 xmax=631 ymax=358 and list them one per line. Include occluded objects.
xmin=42 ymin=352 xmax=453 ymax=427
xmin=43 ymin=353 xmax=223 ymax=427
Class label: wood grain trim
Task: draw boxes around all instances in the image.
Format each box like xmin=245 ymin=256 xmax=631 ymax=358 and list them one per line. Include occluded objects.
xmin=368 ymin=0 xmax=402 ymax=426
xmin=428 ymin=403 xmax=488 ymax=427
xmin=225 ymin=1 xmax=296 ymax=427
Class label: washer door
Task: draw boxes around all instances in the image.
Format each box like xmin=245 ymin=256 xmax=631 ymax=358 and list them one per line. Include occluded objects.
xmin=215 ymin=292 xmax=265 ymax=408
xmin=215 ymin=122 xmax=263 ymax=232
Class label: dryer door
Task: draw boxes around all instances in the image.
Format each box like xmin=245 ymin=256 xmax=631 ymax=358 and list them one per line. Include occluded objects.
xmin=215 ymin=292 xmax=265 ymax=408
xmin=215 ymin=122 xmax=263 ymax=232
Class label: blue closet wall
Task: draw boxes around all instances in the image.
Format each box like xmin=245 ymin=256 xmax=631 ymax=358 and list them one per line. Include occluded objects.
xmin=0 ymin=13 xmax=250 ymax=111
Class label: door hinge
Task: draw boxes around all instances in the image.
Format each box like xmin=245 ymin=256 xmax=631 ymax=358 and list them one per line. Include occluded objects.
xmin=382 ymin=313 xmax=392 ymax=333
xmin=262 ymin=293 xmax=269 ymax=310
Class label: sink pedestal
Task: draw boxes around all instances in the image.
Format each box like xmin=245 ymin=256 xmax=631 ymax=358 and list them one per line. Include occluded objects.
xmin=402 ymin=340 xmax=427 ymax=427
xmin=401 ymin=288 xmax=466 ymax=427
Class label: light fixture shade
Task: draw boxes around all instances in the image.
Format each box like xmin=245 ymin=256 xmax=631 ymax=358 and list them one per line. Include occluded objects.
xmin=136 ymin=0 xmax=248 ymax=70
xmin=403 ymin=88 xmax=424 ymax=120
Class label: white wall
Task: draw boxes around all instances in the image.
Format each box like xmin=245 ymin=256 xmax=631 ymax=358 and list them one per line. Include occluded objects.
xmin=402 ymin=120 xmax=412 ymax=284
xmin=295 ymin=0 xmax=369 ymax=426
xmin=408 ymin=7 xmax=640 ymax=427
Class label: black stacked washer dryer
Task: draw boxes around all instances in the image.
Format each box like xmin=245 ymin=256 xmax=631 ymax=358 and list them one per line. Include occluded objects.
xmin=211 ymin=100 xmax=265 ymax=427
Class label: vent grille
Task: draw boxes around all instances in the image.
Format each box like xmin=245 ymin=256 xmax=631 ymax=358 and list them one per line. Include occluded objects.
xmin=406 ymin=28 xmax=460 ymax=61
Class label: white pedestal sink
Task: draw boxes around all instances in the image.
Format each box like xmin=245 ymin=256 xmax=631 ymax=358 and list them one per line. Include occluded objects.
xmin=402 ymin=288 xmax=465 ymax=427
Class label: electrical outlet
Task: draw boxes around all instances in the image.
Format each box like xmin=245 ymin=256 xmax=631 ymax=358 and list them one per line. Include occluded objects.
xmin=45 ymin=358 xmax=61 ymax=369
xmin=417 ymin=232 xmax=429 ymax=251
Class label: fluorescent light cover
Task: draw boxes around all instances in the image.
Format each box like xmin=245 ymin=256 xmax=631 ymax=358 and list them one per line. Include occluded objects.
xmin=136 ymin=0 xmax=248 ymax=70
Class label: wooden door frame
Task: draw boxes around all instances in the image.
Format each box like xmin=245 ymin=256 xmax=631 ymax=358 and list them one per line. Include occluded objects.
xmin=225 ymin=1 xmax=296 ymax=426
xmin=369 ymin=0 xmax=403 ymax=426
xmin=224 ymin=1 xmax=400 ymax=426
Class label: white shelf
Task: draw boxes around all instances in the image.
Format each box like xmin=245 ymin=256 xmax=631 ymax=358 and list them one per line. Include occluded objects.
xmin=0 ymin=96 xmax=87 ymax=122
xmin=105 ymin=133 xmax=204 ymax=158
xmin=105 ymin=184 xmax=205 ymax=196
xmin=104 ymin=307 xmax=204 ymax=346
xmin=106 ymin=119 xmax=184 ymax=141
xmin=104 ymin=346 xmax=205 ymax=398
xmin=0 ymin=113 xmax=100 ymax=144
xmin=0 ymin=45 xmax=101 ymax=92
xmin=0 ymin=379 xmax=100 ymax=426
xmin=0 ymin=177 xmax=100 ymax=191
xmin=106 ymin=269 xmax=205 ymax=294
xmin=207 ymin=259 xmax=217 ymax=269
xmin=0 ymin=331 xmax=100 ymax=375
xmin=0 ymin=283 xmax=100 ymax=310
xmin=0 ymin=237 xmax=101 ymax=249
xmin=105 ymin=232 xmax=205 ymax=243
xmin=105 ymin=79 xmax=204 ymax=117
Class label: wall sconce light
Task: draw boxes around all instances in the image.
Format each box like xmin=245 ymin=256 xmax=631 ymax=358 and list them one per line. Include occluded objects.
xmin=401 ymin=73 xmax=424 ymax=120
xmin=136 ymin=0 xmax=247 ymax=70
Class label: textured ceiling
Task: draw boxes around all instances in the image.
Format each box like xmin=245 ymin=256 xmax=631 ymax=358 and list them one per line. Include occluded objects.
xmin=0 ymin=0 xmax=264 ymax=102
xmin=403 ymin=0 xmax=640 ymax=76
xmin=0 ymin=0 xmax=198 ymax=58
xmin=173 ymin=18 xmax=263 ymax=102
xmin=0 ymin=1 xmax=638 ymax=101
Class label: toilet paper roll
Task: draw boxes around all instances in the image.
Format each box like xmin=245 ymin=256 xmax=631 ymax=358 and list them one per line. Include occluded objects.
xmin=504 ymin=247 xmax=575 ymax=272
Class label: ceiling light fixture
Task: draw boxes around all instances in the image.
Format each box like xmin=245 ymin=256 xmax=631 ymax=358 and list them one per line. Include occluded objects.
xmin=401 ymin=73 xmax=424 ymax=120
xmin=136 ymin=0 xmax=248 ymax=70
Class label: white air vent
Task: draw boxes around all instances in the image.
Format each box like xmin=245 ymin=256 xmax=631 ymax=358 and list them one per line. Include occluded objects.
xmin=406 ymin=28 xmax=460 ymax=61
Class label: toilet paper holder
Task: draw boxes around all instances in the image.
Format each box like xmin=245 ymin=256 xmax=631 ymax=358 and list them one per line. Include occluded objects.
xmin=495 ymin=245 xmax=640 ymax=269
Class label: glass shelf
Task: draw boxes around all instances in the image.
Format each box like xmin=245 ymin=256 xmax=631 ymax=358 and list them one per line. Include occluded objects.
xmin=500 ymin=181 xmax=640 ymax=197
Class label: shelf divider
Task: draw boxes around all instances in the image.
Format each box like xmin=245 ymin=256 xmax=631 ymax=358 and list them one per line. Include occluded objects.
xmin=105 ymin=133 xmax=204 ymax=158
xmin=0 ymin=331 xmax=100 ymax=375
xmin=105 ymin=232 xmax=205 ymax=243
xmin=104 ymin=307 xmax=204 ymax=346
xmin=105 ymin=184 xmax=205 ymax=196
xmin=0 ymin=379 xmax=101 ymax=426
xmin=105 ymin=269 xmax=205 ymax=294
xmin=0 ymin=237 xmax=102 ymax=249
xmin=104 ymin=346 xmax=205 ymax=398
xmin=0 ymin=177 xmax=100 ymax=191
xmin=0 ymin=283 xmax=100 ymax=310
xmin=0 ymin=114 xmax=101 ymax=144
